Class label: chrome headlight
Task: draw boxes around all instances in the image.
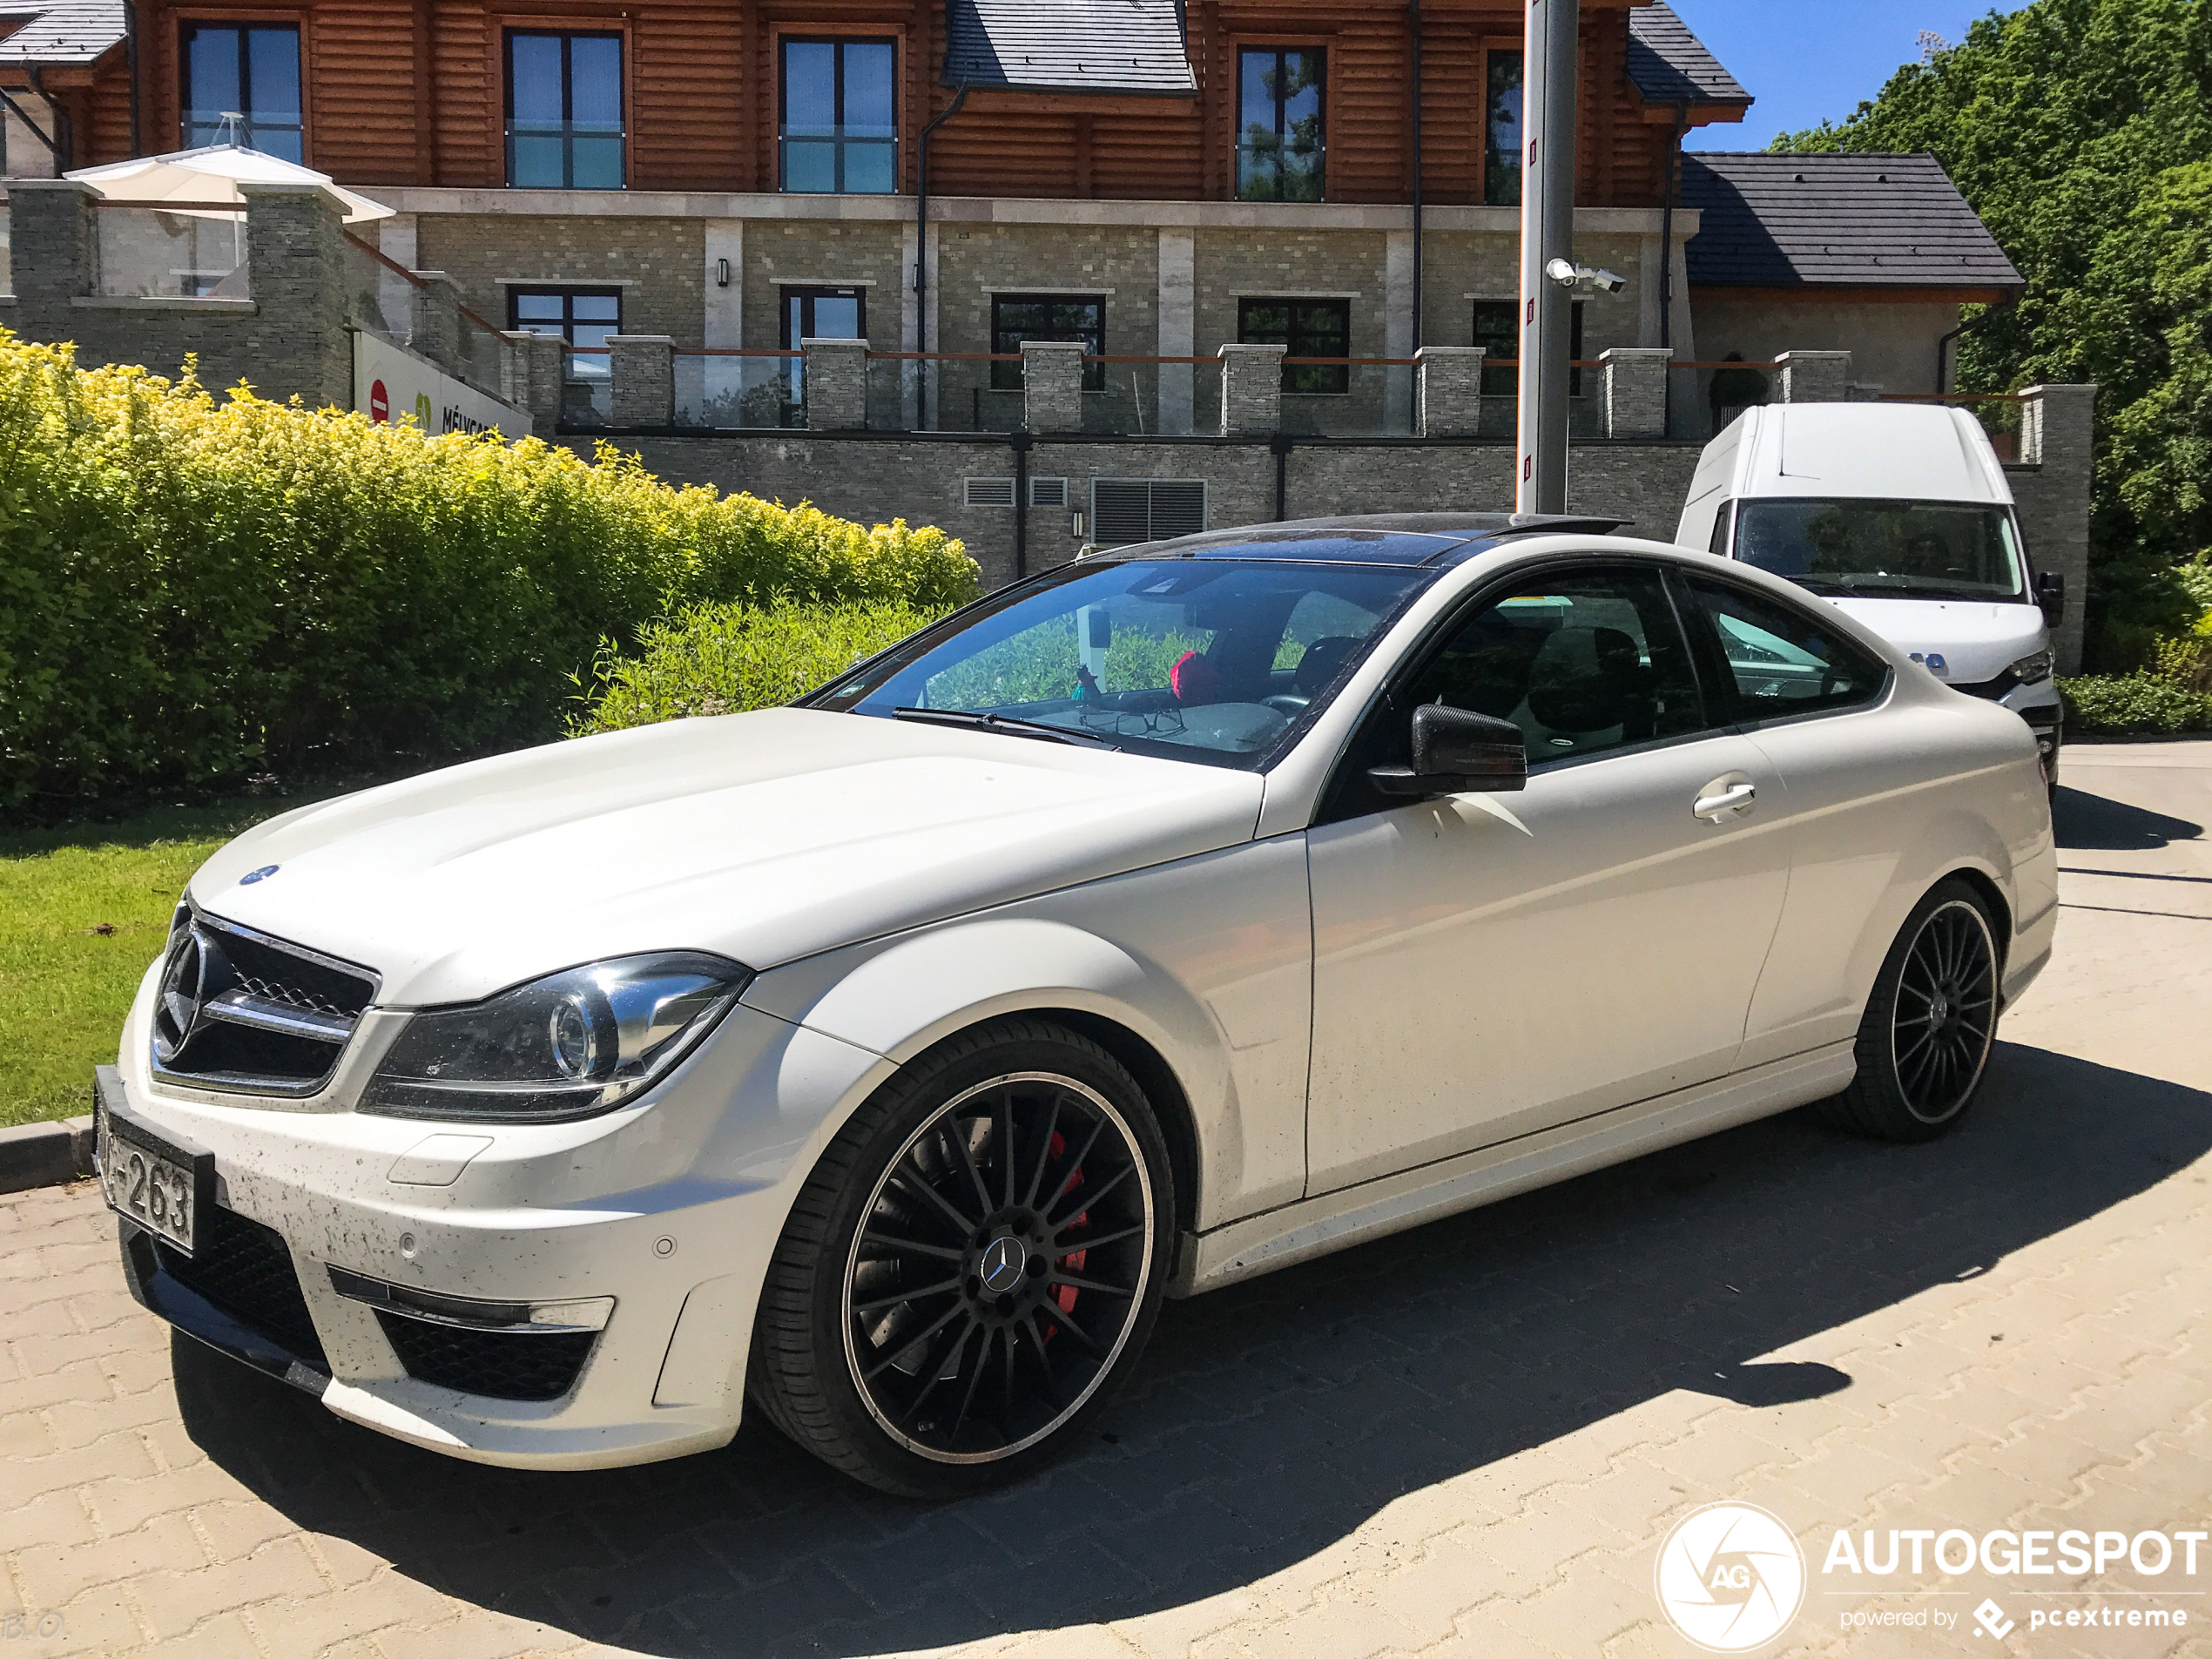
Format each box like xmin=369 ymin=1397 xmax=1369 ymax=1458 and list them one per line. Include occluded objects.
xmin=359 ymin=953 xmax=752 ymax=1122
xmin=2008 ymin=649 xmax=2054 ymax=685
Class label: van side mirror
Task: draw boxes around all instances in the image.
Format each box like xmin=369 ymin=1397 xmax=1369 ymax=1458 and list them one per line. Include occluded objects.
xmin=2036 ymin=570 xmax=2066 ymax=627
xmin=1368 ymin=705 xmax=1527 ymax=798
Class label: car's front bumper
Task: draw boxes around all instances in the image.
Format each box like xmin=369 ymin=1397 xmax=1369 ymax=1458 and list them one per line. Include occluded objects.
xmin=102 ymin=988 xmax=891 ymax=1470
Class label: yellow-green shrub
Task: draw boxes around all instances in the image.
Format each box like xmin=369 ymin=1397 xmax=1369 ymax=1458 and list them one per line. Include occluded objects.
xmin=0 ymin=333 xmax=977 ymax=810
xmin=570 ymin=600 xmax=950 ymax=736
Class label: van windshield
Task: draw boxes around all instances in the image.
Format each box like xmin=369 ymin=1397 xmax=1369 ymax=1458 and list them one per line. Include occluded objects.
xmin=1733 ymin=499 xmax=2026 ymax=601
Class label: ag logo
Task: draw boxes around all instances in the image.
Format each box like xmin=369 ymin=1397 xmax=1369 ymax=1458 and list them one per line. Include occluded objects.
xmin=1653 ymin=1502 xmax=1805 ymax=1652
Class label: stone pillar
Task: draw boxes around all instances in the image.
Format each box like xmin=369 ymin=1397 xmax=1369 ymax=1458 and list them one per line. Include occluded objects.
xmin=1415 ymin=347 xmax=1485 ymax=438
xmin=802 ymin=336 xmax=867 ymax=430
xmin=4 ymin=179 xmax=98 ymax=314
xmin=409 ymin=271 xmax=462 ymax=374
xmin=1776 ymin=349 xmax=1851 ymax=403
xmin=610 ymin=334 xmax=675 ymax=427
xmin=1157 ymin=229 xmax=1196 ymax=435
xmin=237 ymin=181 xmax=351 ymax=408
xmin=1600 ymin=347 xmax=1672 ymax=438
xmin=502 ymin=331 xmax=563 ymax=434
xmin=1219 ymin=342 xmax=1285 ymax=437
xmin=2015 ymin=382 xmax=2098 ymax=675
xmin=1021 ymin=340 xmax=1084 ymax=433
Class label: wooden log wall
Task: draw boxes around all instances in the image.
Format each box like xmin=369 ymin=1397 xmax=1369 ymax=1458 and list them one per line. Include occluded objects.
xmin=99 ymin=0 xmax=1692 ymax=199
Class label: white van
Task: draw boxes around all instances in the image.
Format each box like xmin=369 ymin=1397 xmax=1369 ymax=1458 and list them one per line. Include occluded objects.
xmin=1676 ymin=402 xmax=2065 ymax=786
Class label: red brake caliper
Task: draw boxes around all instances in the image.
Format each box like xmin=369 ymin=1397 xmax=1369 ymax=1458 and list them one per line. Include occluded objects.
xmin=1044 ymin=1130 xmax=1085 ymax=1336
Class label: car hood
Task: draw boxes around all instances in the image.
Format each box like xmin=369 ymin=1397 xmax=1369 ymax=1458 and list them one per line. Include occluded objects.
xmin=189 ymin=709 xmax=1265 ymax=1006
xmin=1823 ymin=597 xmax=2048 ymax=684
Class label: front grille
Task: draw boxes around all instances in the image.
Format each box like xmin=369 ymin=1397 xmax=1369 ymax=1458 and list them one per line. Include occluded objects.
xmin=151 ymin=911 xmax=379 ymax=1096
xmin=1947 ymin=671 xmax=2020 ymax=701
xmin=375 ymin=1312 xmax=597 ymax=1401
xmin=155 ymin=1204 xmax=327 ymax=1369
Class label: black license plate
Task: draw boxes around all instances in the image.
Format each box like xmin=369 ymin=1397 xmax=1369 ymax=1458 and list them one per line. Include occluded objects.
xmin=98 ymin=1104 xmax=213 ymax=1257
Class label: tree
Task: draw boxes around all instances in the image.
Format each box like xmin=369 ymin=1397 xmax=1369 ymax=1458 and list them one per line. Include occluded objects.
xmin=1775 ymin=0 xmax=2212 ymax=666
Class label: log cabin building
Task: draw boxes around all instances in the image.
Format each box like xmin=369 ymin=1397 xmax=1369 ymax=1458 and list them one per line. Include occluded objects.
xmin=1 ymin=0 xmax=2020 ymax=437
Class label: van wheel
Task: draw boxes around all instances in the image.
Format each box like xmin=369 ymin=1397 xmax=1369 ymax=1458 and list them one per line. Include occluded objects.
xmin=1815 ymin=879 xmax=2001 ymax=1143
xmin=748 ymin=1018 xmax=1173 ymax=1498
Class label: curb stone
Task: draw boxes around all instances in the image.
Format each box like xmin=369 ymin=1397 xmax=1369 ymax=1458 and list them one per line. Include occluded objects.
xmin=0 ymin=1110 xmax=96 ymax=1195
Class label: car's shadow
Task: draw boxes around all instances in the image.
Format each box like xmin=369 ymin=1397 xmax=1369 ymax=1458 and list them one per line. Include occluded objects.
xmin=172 ymin=1042 xmax=2210 ymax=1657
xmin=2054 ymin=782 xmax=2202 ymax=851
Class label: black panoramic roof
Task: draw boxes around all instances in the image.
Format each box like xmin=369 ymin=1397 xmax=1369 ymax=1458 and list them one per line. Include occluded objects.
xmin=1120 ymin=513 xmax=1628 ymax=566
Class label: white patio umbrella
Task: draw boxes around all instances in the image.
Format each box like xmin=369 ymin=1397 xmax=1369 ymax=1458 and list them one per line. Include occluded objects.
xmin=65 ymin=142 xmax=395 ymax=226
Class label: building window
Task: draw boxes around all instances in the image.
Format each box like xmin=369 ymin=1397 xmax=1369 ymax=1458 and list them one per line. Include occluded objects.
xmin=1236 ymin=48 xmax=1324 ymax=202
xmin=1239 ymin=297 xmax=1350 ymax=395
xmin=507 ymin=33 xmax=624 ymax=189
xmin=780 ymin=38 xmax=897 ymax=193
xmin=181 ymin=25 xmax=302 ymax=160
xmin=780 ymin=286 xmax=866 ymax=402
xmin=509 ymin=287 xmax=621 ymax=382
xmin=1472 ymin=297 xmax=1583 ymax=396
xmin=780 ymin=286 xmax=866 ymax=347
xmin=990 ymin=295 xmax=1106 ymax=392
xmin=1484 ymin=49 xmax=1522 ymax=206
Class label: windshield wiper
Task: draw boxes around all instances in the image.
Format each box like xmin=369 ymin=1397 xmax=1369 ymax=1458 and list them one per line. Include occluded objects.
xmin=888 ymin=707 xmax=1121 ymax=750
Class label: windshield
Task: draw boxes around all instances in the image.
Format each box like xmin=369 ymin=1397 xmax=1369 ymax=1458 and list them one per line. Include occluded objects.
xmin=1733 ymin=499 xmax=2026 ymax=601
xmin=810 ymin=559 xmax=1426 ymax=768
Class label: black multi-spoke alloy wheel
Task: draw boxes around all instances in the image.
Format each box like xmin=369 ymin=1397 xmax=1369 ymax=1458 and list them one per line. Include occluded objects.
xmin=1816 ymin=878 xmax=2002 ymax=1143
xmin=749 ymin=1017 xmax=1174 ymax=1497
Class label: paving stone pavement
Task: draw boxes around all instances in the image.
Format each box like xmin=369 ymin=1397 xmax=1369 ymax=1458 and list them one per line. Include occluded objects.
xmin=3 ymin=742 xmax=2208 ymax=1659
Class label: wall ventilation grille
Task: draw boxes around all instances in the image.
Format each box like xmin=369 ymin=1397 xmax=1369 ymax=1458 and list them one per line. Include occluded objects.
xmin=963 ymin=476 xmax=1016 ymax=507
xmin=1090 ymin=479 xmax=1207 ymax=546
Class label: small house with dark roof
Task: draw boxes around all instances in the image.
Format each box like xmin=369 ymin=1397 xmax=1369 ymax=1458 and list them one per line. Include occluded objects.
xmin=1678 ymin=151 xmax=2023 ymax=408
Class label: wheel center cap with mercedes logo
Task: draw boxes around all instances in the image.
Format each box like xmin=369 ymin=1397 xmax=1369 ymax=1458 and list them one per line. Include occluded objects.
xmin=979 ymin=1235 xmax=1028 ymax=1294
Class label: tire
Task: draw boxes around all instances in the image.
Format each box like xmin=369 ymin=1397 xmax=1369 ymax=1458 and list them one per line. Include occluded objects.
xmin=747 ymin=1016 xmax=1175 ymax=1499
xmin=1815 ymin=878 xmax=2003 ymax=1143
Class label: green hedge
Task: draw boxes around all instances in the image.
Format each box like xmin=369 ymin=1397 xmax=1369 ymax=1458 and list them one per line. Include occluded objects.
xmin=2059 ymin=673 xmax=2212 ymax=734
xmin=570 ymin=600 xmax=950 ymax=736
xmin=0 ymin=333 xmax=978 ymax=812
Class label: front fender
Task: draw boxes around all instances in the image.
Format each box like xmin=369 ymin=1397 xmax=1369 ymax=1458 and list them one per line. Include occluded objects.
xmin=743 ymin=836 xmax=1315 ymax=1229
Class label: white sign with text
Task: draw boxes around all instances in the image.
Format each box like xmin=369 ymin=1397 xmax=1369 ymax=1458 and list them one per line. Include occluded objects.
xmin=352 ymin=332 xmax=532 ymax=439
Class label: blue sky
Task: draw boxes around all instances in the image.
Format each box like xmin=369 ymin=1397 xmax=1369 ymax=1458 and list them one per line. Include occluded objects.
xmin=1672 ymin=2 xmax=2016 ymax=151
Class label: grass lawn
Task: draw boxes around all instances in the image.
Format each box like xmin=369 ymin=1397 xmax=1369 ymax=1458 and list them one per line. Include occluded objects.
xmin=0 ymin=797 xmax=304 ymax=1128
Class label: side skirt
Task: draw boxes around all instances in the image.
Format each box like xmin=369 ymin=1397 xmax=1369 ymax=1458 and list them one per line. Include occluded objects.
xmin=1172 ymin=1042 xmax=1858 ymax=1296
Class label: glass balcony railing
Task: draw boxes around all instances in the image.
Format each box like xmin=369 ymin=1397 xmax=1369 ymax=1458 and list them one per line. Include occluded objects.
xmin=778 ymin=125 xmax=897 ymax=194
xmin=506 ymin=122 xmax=624 ymax=190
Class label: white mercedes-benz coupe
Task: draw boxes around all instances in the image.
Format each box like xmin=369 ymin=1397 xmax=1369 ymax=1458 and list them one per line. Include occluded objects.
xmin=99 ymin=515 xmax=2057 ymax=1497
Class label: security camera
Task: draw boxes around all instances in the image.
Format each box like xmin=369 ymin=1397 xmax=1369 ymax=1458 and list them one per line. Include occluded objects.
xmin=1544 ymin=259 xmax=1628 ymax=295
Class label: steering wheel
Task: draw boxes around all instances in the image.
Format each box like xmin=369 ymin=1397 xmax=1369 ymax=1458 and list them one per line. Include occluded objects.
xmin=1263 ymin=694 xmax=1311 ymax=717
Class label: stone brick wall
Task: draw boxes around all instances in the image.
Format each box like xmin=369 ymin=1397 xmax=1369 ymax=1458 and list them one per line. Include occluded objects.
xmin=3 ymin=179 xmax=353 ymax=407
xmin=414 ymin=213 xmax=706 ymax=345
xmin=938 ymin=223 xmax=1160 ymax=437
xmin=2010 ymin=383 xmax=2097 ymax=674
xmin=574 ymin=432 xmax=1709 ymax=590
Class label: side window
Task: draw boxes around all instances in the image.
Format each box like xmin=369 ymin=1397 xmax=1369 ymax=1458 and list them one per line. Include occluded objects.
xmin=1680 ymin=574 xmax=1888 ymax=720
xmin=1319 ymin=564 xmax=1709 ymax=823
xmin=1709 ymin=502 xmax=1732 ymax=556
xmin=1406 ymin=567 xmax=1706 ymax=763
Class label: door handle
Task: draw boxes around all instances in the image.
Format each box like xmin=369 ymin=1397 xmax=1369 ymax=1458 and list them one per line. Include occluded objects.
xmin=1692 ymin=781 xmax=1757 ymax=821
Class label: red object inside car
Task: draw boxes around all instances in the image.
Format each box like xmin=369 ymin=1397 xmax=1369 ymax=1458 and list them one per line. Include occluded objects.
xmin=1170 ymin=651 xmax=1224 ymax=705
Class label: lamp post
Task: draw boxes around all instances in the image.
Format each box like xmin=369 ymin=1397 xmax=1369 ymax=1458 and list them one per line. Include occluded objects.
xmin=1515 ymin=0 xmax=1579 ymax=513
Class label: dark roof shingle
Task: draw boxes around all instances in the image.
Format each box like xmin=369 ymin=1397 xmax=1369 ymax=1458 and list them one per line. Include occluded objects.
xmin=0 ymin=0 xmax=123 ymax=64
xmin=1682 ymin=152 xmax=2023 ymax=290
xmin=1627 ymin=2 xmax=1750 ymax=108
xmin=943 ymin=0 xmax=1197 ymax=96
